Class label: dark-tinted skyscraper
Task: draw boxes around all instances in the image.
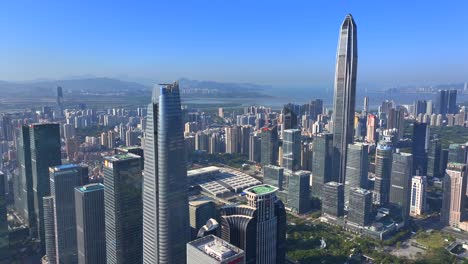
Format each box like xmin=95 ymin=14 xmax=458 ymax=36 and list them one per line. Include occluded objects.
xmin=348 ymin=188 xmax=372 ymax=226
xmin=414 ymin=100 xmax=427 ymax=115
xmin=389 ymin=152 xmax=413 ymax=225
xmin=448 ymin=144 xmax=467 ymax=164
xmin=282 ymin=129 xmax=301 ymax=171
xmin=16 ymin=126 xmax=35 ymax=235
xmin=436 ymin=90 xmax=448 ymax=115
xmin=142 ymin=82 xmax=189 ymax=264
xmin=43 ymin=196 xmax=56 ymax=264
xmin=311 ymin=133 xmax=333 ymax=197
xmin=263 ymin=165 xmax=284 ymax=190
xmin=448 ymin=89 xmax=458 ymax=114
xmin=322 ymin=182 xmax=344 ymax=217
xmin=104 ymin=153 xmax=143 ymax=264
xmin=75 ymin=183 xmax=106 ymax=264
xmin=260 ymin=125 xmax=278 ymax=166
xmin=287 ymin=171 xmax=311 ymax=214
xmin=30 ymin=123 xmax=62 ymax=253
xmin=332 ymin=14 xmax=357 ymax=184
xmin=283 ymin=104 xmax=298 ymax=130
xmin=374 ymin=143 xmax=393 ymax=206
xmin=427 ymin=139 xmax=442 ymax=178
xmin=344 ymin=143 xmax=369 ymax=204
xmin=412 ymin=122 xmax=428 ymax=175
xmin=49 ymin=164 xmax=89 ymax=264
xmin=0 ymin=172 xmax=8 ymax=262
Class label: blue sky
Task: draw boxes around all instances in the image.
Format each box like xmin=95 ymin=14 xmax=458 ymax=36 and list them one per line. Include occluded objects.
xmin=1 ymin=0 xmax=467 ymax=88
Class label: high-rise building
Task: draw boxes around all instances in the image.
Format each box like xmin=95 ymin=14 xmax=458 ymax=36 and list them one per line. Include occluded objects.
xmin=389 ymin=151 xmax=413 ymax=224
xmin=448 ymin=143 xmax=467 ymax=164
xmin=30 ymin=123 xmax=62 ymax=253
xmin=282 ymin=129 xmax=301 ymax=171
xmin=441 ymin=163 xmax=467 ymax=228
xmin=75 ymin=183 xmax=106 ymax=264
xmin=344 ymin=143 xmax=369 ymax=204
xmin=414 ymin=100 xmax=427 ymax=116
xmin=49 ymin=164 xmax=89 ymax=264
xmin=412 ymin=122 xmax=428 ymax=175
xmin=189 ymin=200 xmax=218 ymax=240
xmin=186 ymin=235 xmax=245 ymax=264
xmin=363 ymin=96 xmax=369 ymax=115
xmin=322 ymin=182 xmax=344 ymax=217
xmin=448 ymin=89 xmax=458 ymax=114
xmin=410 ymin=176 xmax=427 ymax=216
xmin=331 ymin=14 xmax=357 ymax=184
xmin=248 ymin=134 xmax=261 ymax=163
xmin=220 ymin=185 xmax=286 ymax=264
xmin=282 ymin=104 xmax=298 ymax=130
xmin=287 ymin=171 xmax=311 ymax=214
xmin=0 ymin=171 xmax=9 ymax=261
xmin=240 ymin=126 xmax=251 ymax=155
xmin=263 ymin=165 xmax=284 ymax=190
xmin=436 ymin=90 xmax=448 ymax=115
xmin=16 ymin=126 xmax=35 ymax=235
xmin=427 ymin=139 xmax=442 ymax=178
xmin=142 ymin=82 xmax=189 ymax=264
xmin=373 ymin=143 xmax=393 ymax=206
xmin=225 ymin=126 xmax=241 ymax=154
xmin=260 ymin=125 xmax=278 ymax=166
xmin=311 ymin=133 xmax=333 ymax=197
xmin=56 ymin=86 xmax=64 ymax=119
xmin=104 ymin=154 xmax=143 ymax=264
xmin=348 ymin=188 xmax=372 ymax=226
xmin=43 ymin=196 xmax=56 ymax=264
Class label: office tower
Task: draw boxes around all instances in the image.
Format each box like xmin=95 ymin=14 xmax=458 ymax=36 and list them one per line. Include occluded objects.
xmin=143 ymin=82 xmax=189 ymax=264
xmin=373 ymin=143 xmax=393 ymax=206
xmin=248 ymin=134 xmax=261 ymax=163
xmin=49 ymin=164 xmax=89 ymax=264
xmin=56 ymin=86 xmax=64 ymax=118
xmin=301 ymin=142 xmax=313 ymax=171
xmin=189 ymin=200 xmax=217 ymax=240
xmin=218 ymin=108 xmax=224 ymax=118
xmin=309 ymin=99 xmax=323 ymax=121
xmin=410 ymin=176 xmax=427 ymax=216
xmin=288 ymin=171 xmax=311 ymax=214
xmin=16 ymin=126 xmax=35 ymax=234
xmin=348 ymin=188 xmax=372 ymax=226
xmin=436 ymin=90 xmax=448 ymax=115
xmin=344 ymin=143 xmax=369 ymax=204
xmin=414 ymin=100 xmax=427 ymax=115
xmin=366 ymin=114 xmax=377 ymax=143
xmin=283 ymin=105 xmax=298 ymax=130
xmin=441 ymin=163 xmax=467 ymax=228
xmin=1 ymin=115 xmax=13 ymax=141
xmin=363 ymin=96 xmax=369 ymax=115
xmin=195 ymin=131 xmax=210 ymax=152
xmin=412 ymin=122 xmax=428 ymax=175
xmin=282 ymin=129 xmax=301 ymax=171
xmin=389 ymin=151 xmax=413 ymax=224
xmin=322 ymin=182 xmax=344 ymax=217
xmin=0 ymin=172 xmax=8 ymax=261
xmin=260 ymin=125 xmax=278 ymax=166
xmin=240 ymin=126 xmax=251 ymax=155
xmin=104 ymin=154 xmax=143 ymax=264
xmin=107 ymin=130 xmax=116 ymax=149
xmin=220 ymin=185 xmax=286 ymax=264
xmin=186 ymin=235 xmax=245 ymax=264
xmin=75 ymin=183 xmax=106 ymax=264
xmin=311 ymin=133 xmax=333 ymax=197
xmin=331 ymin=14 xmax=357 ymax=184
xmin=263 ymin=165 xmax=284 ymax=190
xmin=427 ymin=139 xmax=442 ymax=178
xmin=30 ymin=123 xmax=62 ymax=253
xmin=448 ymin=144 xmax=467 ymax=164
xmin=448 ymin=90 xmax=458 ymax=114
xmin=43 ymin=196 xmax=56 ymax=264
xmin=440 ymin=149 xmax=449 ymax=177
xmin=100 ymin=132 xmax=108 ymax=148
xmin=225 ymin=126 xmax=241 ymax=154
xmin=426 ymin=100 xmax=433 ymax=115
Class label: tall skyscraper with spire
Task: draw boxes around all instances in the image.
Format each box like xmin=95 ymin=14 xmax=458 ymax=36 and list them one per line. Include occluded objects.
xmin=332 ymin=14 xmax=358 ymax=183
xmin=143 ymin=82 xmax=189 ymax=264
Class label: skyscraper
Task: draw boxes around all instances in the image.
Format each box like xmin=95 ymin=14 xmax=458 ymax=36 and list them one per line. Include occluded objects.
xmin=0 ymin=171 xmax=8 ymax=262
xmin=75 ymin=183 xmax=106 ymax=264
xmin=104 ymin=154 xmax=143 ymax=264
xmin=282 ymin=104 xmax=298 ymax=130
xmin=260 ymin=125 xmax=278 ymax=166
xmin=448 ymin=89 xmax=458 ymax=114
xmin=427 ymin=139 xmax=442 ymax=178
xmin=282 ymin=129 xmax=301 ymax=171
xmin=389 ymin=151 xmax=413 ymax=225
xmin=348 ymin=188 xmax=372 ymax=226
xmin=311 ymin=133 xmax=333 ymax=198
xmin=344 ymin=143 xmax=369 ymax=204
xmin=263 ymin=165 xmax=284 ymax=190
xmin=366 ymin=114 xmax=377 ymax=143
xmin=373 ymin=143 xmax=393 ymax=206
xmin=142 ymin=82 xmax=189 ymax=264
xmin=287 ymin=171 xmax=311 ymax=214
xmin=322 ymin=181 xmax=344 ymax=217
xmin=412 ymin=122 xmax=428 ymax=175
xmin=225 ymin=126 xmax=241 ymax=154
xmin=331 ymin=14 xmax=357 ymax=184
xmin=49 ymin=164 xmax=89 ymax=264
xmin=436 ymin=90 xmax=448 ymax=115
xmin=220 ymin=185 xmax=286 ymax=264
xmin=43 ymin=196 xmax=56 ymax=264
xmin=30 ymin=123 xmax=62 ymax=253
xmin=248 ymin=134 xmax=261 ymax=163
xmin=441 ymin=163 xmax=467 ymax=228
xmin=56 ymin=86 xmax=64 ymax=118
xmin=410 ymin=176 xmax=427 ymax=216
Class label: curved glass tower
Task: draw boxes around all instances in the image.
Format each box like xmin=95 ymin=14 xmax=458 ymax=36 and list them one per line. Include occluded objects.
xmin=332 ymin=14 xmax=358 ymax=184
xmin=143 ymin=81 xmax=189 ymax=264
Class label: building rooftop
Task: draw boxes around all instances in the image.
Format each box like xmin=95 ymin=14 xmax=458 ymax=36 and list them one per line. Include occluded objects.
xmin=76 ymin=183 xmax=104 ymax=193
xmin=52 ymin=164 xmax=81 ymax=171
xmin=188 ymin=235 xmax=243 ymax=261
xmin=246 ymin=185 xmax=277 ymax=195
xmin=447 ymin=162 xmax=466 ymax=171
xmin=326 ymin=181 xmax=343 ymax=187
xmin=104 ymin=153 xmax=140 ymax=162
